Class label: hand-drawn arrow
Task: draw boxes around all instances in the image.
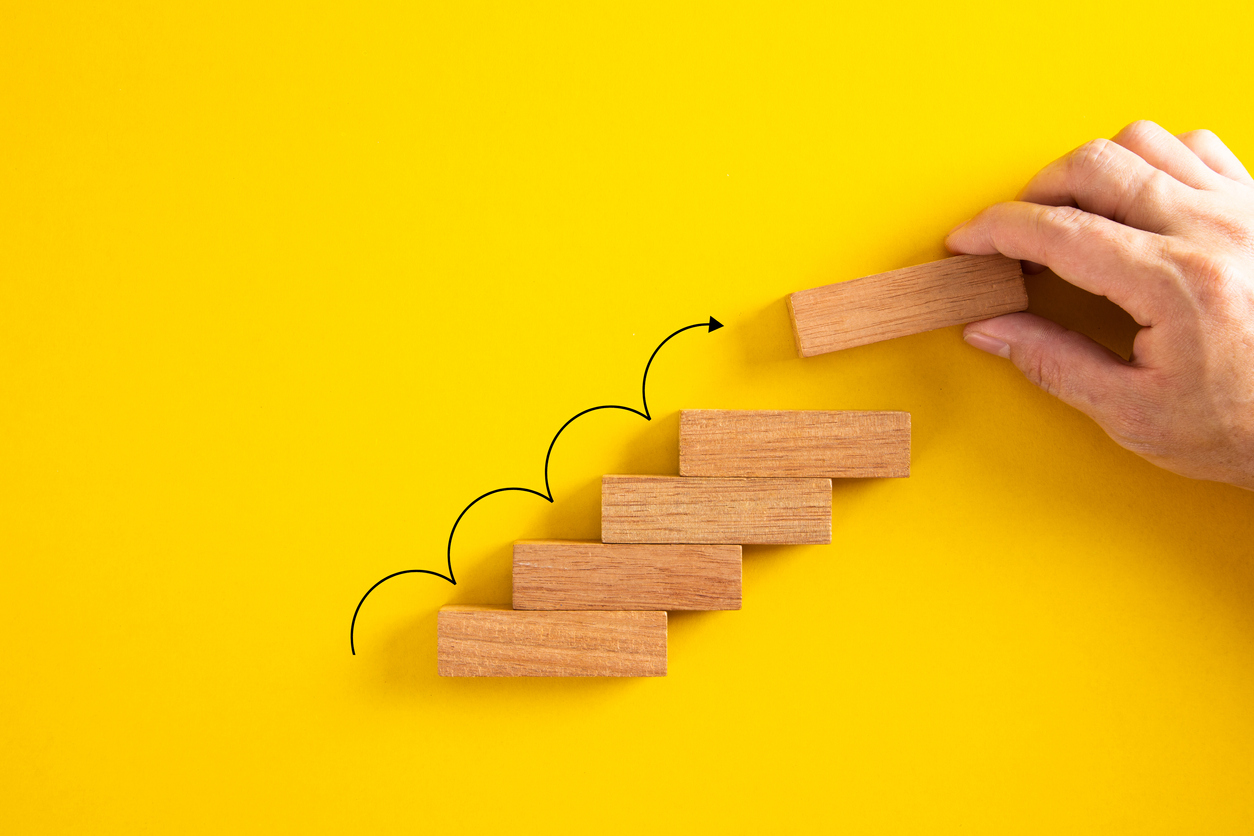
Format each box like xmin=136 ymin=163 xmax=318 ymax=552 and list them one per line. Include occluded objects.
xmin=349 ymin=316 xmax=724 ymax=654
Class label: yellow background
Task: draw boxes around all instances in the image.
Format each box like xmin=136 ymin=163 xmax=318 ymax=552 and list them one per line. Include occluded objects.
xmin=4 ymin=1 xmax=1254 ymax=832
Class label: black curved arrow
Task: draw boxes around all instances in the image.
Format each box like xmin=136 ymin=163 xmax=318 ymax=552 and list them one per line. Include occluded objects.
xmin=349 ymin=316 xmax=724 ymax=654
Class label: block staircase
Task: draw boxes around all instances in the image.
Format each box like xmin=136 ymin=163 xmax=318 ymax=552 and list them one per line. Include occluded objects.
xmin=438 ymin=409 xmax=911 ymax=676
xmin=435 ymin=253 xmax=1033 ymax=674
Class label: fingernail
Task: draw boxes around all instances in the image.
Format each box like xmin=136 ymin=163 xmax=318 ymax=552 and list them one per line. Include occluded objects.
xmin=947 ymin=218 xmax=970 ymax=236
xmin=964 ymin=331 xmax=1011 ymax=358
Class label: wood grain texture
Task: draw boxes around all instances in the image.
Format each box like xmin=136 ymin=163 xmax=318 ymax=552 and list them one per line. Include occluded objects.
xmin=787 ymin=254 xmax=1027 ymax=356
xmin=601 ymin=475 xmax=832 ymax=545
xmin=437 ymin=606 xmax=667 ymax=677
xmin=679 ymin=409 xmax=910 ymax=478
xmin=512 ymin=540 xmax=741 ymax=611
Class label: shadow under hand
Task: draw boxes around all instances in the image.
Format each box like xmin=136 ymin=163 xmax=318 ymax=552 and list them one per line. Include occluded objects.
xmin=1026 ymin=269 xmax=1141 ymax=360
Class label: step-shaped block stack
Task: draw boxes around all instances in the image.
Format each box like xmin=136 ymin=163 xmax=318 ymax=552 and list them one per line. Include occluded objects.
xmin=438 ymin=409 xmax=910 ymax=676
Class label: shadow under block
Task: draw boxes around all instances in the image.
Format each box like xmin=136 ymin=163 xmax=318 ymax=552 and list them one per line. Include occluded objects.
xmin=512 ymin=540 xmax=742 ymax=611
xmin=680 ymin=409 xmax=911 ymax=478
xmin=601 ymin=475 xmax=832 ymax=545
xmin=786 ymin=253 xmax=1028 ymax=356
xmin=438 ymin=606 xmax=667 ymax=677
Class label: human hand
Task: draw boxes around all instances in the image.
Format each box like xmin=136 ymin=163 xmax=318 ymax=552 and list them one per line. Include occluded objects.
xmin=946 ymin=121 xmax=1254 ymax=490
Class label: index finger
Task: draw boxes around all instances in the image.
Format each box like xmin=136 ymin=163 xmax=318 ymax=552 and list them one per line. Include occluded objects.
xmin=946 ymin=202 xmax=1170 ymax=326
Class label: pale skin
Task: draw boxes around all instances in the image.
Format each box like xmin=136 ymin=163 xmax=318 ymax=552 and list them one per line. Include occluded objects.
xmin=947 ymin=120 xmax=1254 ymax=491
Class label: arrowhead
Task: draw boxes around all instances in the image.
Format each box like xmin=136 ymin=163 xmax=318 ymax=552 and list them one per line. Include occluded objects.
xmin=707 ymin=316 xmax=724 ymax=333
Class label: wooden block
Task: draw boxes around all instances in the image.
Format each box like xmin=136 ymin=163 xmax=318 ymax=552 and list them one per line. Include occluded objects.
xmin=601 ymin=475 xmax=832 ymax=545
xmin=513 ymin=540 xmax=741 ymax=611
xmin=438 ymin=606 xmax=667 ymax=677
xmin=787 ymin=254 xmax=1028 ymax=357
xmin=680 ymin=409 xmax=910 ymax=478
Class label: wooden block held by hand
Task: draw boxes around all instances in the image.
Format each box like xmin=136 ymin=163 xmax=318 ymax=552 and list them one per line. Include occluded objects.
xmin=787 ymin=254 xmax=1028 ymax=357
xmin=601 ymin=475 xmax=832 ymax=545
xmin=513 ymin=540 xmax=741 ymax=611
xmin=438 ymin=606 xmax=667 ymax=677
xmin=680 ymin=409 xmax=910 ymax=478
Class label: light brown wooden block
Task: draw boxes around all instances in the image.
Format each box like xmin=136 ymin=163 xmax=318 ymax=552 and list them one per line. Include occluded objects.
xmin=679 ymin=409 xmax=910 ymax=478
xmin=437 ymin=606 xmax=667 ymax=677
xmin=787 ymin=254 xmax=1028 ymax=357
xmin=512 ymin=540 xmax=741 ymax=611
xmin=601 ymin=475 xmax=832 ymax=545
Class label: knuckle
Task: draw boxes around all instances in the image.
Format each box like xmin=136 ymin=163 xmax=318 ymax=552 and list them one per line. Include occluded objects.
xmin=1125 ymin=168 xmax=1182 ymax=224
xmin=1173 ymin=248 xmax=1242 ymax=304
xmin=1068 ymin=138 xmax=1120 ymax=185
xmin=1116 ymin=120 xmax=1162 ymax=145
xmin=1018 ymin=334 xmax=1072 ymax=400
xmin=1139 ymin=168 xmax=1176 ymax=203
xmin=1036 ymin=203 xmax=1097 ymax=244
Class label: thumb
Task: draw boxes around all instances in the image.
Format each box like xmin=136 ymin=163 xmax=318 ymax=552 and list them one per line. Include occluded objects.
xmin=963 ymin=313 xmax=1133 ymax=420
